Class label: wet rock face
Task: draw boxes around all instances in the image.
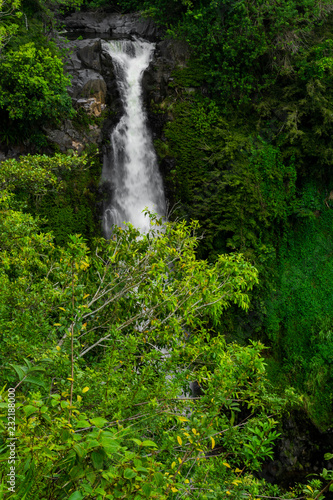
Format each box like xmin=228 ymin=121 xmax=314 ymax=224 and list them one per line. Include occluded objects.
xmin=259 ymin=410 xmax=333 ymax=488
xmin=62 ymin=12 xmax=164 ymax=41
xmin=36 ymin=14 xmax=333 ymax=488
xmin=53 ymin=12 xmax=189 ymax=156
xmin=141 ymin=38 xmax=191 ymax=199
xmin=65 ymin=38 xmax=119 ymax=118
xmin=45 ymin=11 xmax=190 ymax=154
xmin=142 ymin=39 xmax=190 ymax=104
xmin=44 ymin=119 xmax=101 ymax=154
xmin=46 ymin=37 xmax=122 ymax=153
xmin=0 ymin=11 xmax=186 ymax=161
xmin=63 ymin=13 xmax=190 ymax=107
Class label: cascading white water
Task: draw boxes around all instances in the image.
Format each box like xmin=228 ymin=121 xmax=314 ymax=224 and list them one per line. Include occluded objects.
xmin=101 ymin=38 xmax=165 ymax=237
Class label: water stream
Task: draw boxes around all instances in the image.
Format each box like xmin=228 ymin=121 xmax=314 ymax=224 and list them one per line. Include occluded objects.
xmin=101 ymin=38 xmax=165 ymax=237
xmin=100 ymin=38 xmax=190 ymax=402
xmin=96 ymin=36 xmax=333 ymax=492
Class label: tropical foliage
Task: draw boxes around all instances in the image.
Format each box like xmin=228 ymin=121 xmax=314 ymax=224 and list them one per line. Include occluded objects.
xmin=1 ymin=0 xmax=333 ymax=497
xmin=149 ymin=0 xmax=333 ymax=429
xmin=0 ymin=159 xmax=291 ymax=498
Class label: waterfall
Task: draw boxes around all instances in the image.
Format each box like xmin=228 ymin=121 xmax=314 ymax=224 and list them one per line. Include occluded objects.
xmin=101 ymin=38 xmax=166 ymax=237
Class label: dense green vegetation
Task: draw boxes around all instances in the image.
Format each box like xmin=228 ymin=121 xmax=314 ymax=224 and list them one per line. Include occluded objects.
xmin=0 ymin=0 xmax=80 ymax=146
xmin=0 ymin=161 xmax=295 ymax=498
xmin=146 ymin=0 xmax=333 ymax=429
xmin=1 ymin=0 xmax=333 ymax=498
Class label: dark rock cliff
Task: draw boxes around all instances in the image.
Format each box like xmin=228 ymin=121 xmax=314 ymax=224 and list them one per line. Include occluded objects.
xmin=47 ymin=13 xmax=189 ymax=156
xmin=53 ymin=12 xmax=189 ymax=226
xmin=63 ymin=11 xmax=164 ymax=41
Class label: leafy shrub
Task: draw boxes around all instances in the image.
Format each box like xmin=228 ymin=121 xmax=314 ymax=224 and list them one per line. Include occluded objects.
xmin=0 ymin=42 xmax=73 ymax=128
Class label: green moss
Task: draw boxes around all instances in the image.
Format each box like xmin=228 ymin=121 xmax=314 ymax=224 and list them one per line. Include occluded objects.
xmin=28 ymin=147 xmax=101 ymax=245
xmin=153 ymin=43 xmax=333 ymax=426
xmin=265 ymin=198 xmax=333 ymax=427
xmin=71 ymin=107 xmax=108 ymax=133
xmin=169 ymin=58 xmax=209 ymax=88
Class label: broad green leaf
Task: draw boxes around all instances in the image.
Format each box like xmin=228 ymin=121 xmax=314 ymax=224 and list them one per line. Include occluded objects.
xmin=69 ymin=466 xmax=85 ymax=480
xmin=131 ymin=438 xmax=143 ymax=446
xmin=142 ymin=483 xmax=152 ymax=497
xmin=86 ymin=439 xmax=100 ymax=450
xmin=42 ymin=413 xmax=52 ymax=423
xmin=28 ymin=366 xmax=46 ymax=373
xmin=101 ymin=438 xmax=120 ymax=455
xmin=142 ymin=440 xmax=157 ymax=448
xmin=154 ymin=472 xmax=164 ymax=486
xmin=10 ymin=364 xmax=26 ymax=380
xmin=76 ymin=420 xmax=90 ymax=429
xmin=68 ymin=492 xmax=83 ymax=500
xmin=87 ymin=471 xmax=96 ymax=485
xmin=23 ymin=457 xmax=31 ymax=473
xmin=24 ymin=405 xmax=37 ymax=417
xmin=136 ymin=466 xmax=149 ymax=473
xmin=24 ymin=376 xmax=46 ymax=388
xmin=124 ymin=468 xmax=137 ymax=479
xmin=42 ymin=447 xmax=56 ymax=459
xmin=91 ymin=450 xmax=104 ymax=470
xmin=73 ymin=444 xmax=85 ymax=458
xmin=90 ymin=417 xmax=107 ymax=428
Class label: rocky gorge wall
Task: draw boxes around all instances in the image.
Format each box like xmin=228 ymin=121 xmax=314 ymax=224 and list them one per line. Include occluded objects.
xmin=58 ymin=15 xmax=333 ymax=487
xmin=49 ymin=12 xmax=190 ymax=220
xmin=48 ymin=12 xmax=189 ymax=154
xmin=3 ymin=10 xmax=332 ymax=488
